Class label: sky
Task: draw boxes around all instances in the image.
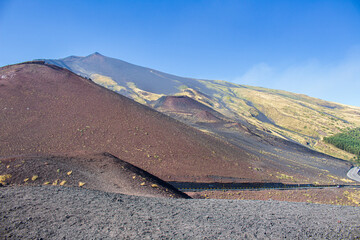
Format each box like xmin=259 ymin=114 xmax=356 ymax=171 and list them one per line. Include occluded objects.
xmin=0 ymin=0 xmax=360 ymax=106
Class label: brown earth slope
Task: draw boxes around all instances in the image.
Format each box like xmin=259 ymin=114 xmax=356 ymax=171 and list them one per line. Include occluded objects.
xmin=153 ymin=95 xmax=226 ymax=123
xmin=154 ymin=96 xmax=216 ymax=113
xmin=0 ymin=61 xmax=259 ymax=183
xmin=0 ymin=153 xmax=189 ymax=198
xmin=0 ymin=62 xmax=353 ymax=185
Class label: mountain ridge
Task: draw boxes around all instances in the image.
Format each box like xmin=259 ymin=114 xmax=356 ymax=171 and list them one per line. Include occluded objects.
xmin=0 ymin=61 xmax=354 ymax=186
xmin=41 ymin=53 xmax=360 ymax=161
xmin=0 ymin=61 xmax=277 ymax=184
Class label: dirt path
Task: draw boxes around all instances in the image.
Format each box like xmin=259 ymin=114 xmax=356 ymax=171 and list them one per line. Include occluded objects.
xmin=1 ymin=186 xmax=359 ymax=239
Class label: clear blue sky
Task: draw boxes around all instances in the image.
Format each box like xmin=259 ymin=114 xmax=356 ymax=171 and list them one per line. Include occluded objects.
xmin=1 ymin=0 xmax=360 ymax=106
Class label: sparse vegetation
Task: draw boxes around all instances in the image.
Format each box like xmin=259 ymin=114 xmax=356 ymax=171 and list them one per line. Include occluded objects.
xmin=343 ymin=190 xmax=360 ymax=205
xmin=60 ymin=180 xmax=66 ymax=186
xmin=0 ymin=174 xmax=11 ymax=185
xmin=276 ymin=173 xmax=295 ymax=181
xmin=90 ymin=73 xmax=126 ymax=92
xmin=179 ymin=80 xmax=360 ymax=160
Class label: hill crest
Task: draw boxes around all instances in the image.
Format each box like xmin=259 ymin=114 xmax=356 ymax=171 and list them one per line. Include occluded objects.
xmin=41 ymin=53 xmax=360 ymax=160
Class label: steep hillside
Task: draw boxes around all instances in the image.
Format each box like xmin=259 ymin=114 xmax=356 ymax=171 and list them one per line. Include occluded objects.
xmin=43 ymin=53 xmax=360 ymax=160
xmin=195 ymin=81 xmax=360 ymax=161
xmin=0 ymin=61 xmax=354 ymax=186
xmin=0 ymin=61 xmax=256 ymax=183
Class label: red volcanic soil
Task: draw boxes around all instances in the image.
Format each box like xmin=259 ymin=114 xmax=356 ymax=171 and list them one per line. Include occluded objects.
xmin=0 ymin=153 xmax=189 ymax=198
xmin=0 ymin=62 xmax=273 ymax=183
xmin=188 ymin=188 xmax=360 ymax=206
xmin=154 ymin=96 xmax=214 ymax=113
xmin=194 ymin=110 xmax=223 ymax=122
xmin=153 ymin=95 xmax=227 ymax=123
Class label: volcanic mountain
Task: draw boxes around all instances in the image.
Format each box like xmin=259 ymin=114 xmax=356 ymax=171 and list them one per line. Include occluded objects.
xmin=0 ymin=61 xmax=355 ymax=187
xmin=0 ymin=61 xmax=264 ymax=184
xmin=43 ymin=53 xmax=360 ymax=161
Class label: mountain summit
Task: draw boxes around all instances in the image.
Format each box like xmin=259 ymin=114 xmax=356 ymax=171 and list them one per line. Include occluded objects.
xmin=43 ymin=53 xmax=360 ymax=161
xmin=44 ymin=52 xmax=204 ymax=95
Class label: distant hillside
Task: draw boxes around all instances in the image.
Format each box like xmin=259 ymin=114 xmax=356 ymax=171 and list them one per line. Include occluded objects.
xmin=43 ymin=53 xmax=360 ymax=160
xmin=44 ymin=52 xmax=205 ymax=97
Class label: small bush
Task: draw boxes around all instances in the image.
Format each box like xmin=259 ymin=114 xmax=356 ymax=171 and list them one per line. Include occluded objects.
xmin=0 ymin=174 xmax=11 ymax=185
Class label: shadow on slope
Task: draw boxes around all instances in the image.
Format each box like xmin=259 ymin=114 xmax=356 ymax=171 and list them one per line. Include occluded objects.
xmin=152 ymin=95 xmax=227 ymax=123
xmin=0 ymin=153 xmax=189 ymax=198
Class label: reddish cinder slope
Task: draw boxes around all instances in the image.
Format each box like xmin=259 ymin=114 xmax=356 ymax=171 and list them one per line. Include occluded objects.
xmin=153 ymin=96 xmax=226 ymax=123
xmin=0 ymin=153 xmax=190 ymax=198
xmin=0 ymin=62 xmax=266 ymax=182
xmin=154 ymin=96 xmax=214 ymax=113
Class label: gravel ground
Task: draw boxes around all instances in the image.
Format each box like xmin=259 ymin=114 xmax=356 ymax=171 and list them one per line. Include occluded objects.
xmin=1 ymin=186 xmax=359 ymax=239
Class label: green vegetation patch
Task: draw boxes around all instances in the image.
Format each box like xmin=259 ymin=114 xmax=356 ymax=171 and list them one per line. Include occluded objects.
xmin=90 ymin=74 xmax=126 ymax=92
xmin=324 ymin=128 xmax=360 ymax=157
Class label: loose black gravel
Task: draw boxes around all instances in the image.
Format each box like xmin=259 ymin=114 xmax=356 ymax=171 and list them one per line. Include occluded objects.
xmin=1 ymin=186 xmax=359 ymax=239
